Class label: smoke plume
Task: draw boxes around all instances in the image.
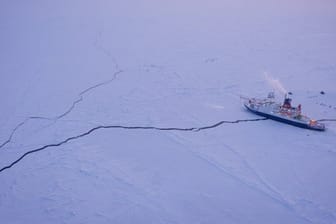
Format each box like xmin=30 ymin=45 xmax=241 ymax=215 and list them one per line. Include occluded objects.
xmin=264 ymin=72 xmax=287 ymax=95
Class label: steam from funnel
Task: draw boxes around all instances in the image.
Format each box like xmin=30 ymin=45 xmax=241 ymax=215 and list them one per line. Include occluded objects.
xmin=264 ymin=72 xmax=287 ymax=96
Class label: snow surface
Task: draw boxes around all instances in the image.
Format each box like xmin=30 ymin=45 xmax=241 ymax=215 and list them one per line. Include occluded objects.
xmin=1 ymin=0 xmax=336 ymax=223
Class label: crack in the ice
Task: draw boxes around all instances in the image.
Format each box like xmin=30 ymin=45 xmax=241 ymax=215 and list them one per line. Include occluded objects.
xmin=317 ymin=119 xmax=336 ymax=122
xmin=55 ymin=97 xmax=84 ymax=120
xmin=93 ymin=31 xmax=120 ymax=72
xmin=0 ymin=70 xmax=122 ymax=150
xmin=0 ymin=120 xmax=27 ymax=149
xmin=0 ymin=118 xmax=267 ymax=173
xmin=79 ymin=71 xmax=122 ymax=96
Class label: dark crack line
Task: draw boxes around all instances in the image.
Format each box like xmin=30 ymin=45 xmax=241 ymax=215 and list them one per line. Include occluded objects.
xmin=0 ymin=118 xmax=268 ymax=173
xmin=0 ymin=71 xmax=121 ymax=150
xmin=0 ymin=120 xmax=27 ymax=149
xmin=317 ymin=119 xmax=336 ymax=122
xmin=0 ymin=116 xmax=59 ymax=149
xmin=55 ymin=96 xmax=84 ymax=120
xmin=79 ymin=70 xmax=122 ymax=96
xmin=93 ymin=31 xmax=120 ymax=72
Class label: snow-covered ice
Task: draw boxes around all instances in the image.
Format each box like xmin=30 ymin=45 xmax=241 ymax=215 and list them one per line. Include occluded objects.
xmin=1 ymin=0 xmax=336 ymax=223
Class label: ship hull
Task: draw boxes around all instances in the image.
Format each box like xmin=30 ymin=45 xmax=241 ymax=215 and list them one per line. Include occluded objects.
xmin=244 ymin=104 xmax=325 ymax=131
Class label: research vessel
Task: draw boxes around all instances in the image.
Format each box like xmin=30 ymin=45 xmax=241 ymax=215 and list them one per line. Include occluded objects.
xmin=243 ymin=93 xmax=325 ymax=131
